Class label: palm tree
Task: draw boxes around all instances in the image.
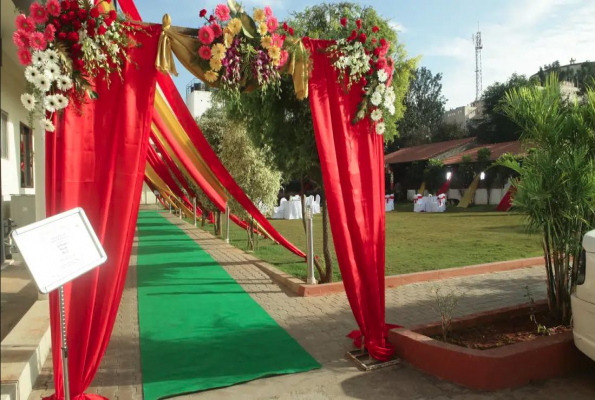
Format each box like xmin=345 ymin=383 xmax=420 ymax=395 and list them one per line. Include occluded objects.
xmin=495 ymin=75 xmax=595 ymax=324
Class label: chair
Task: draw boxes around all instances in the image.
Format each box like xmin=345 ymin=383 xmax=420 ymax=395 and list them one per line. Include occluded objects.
xmin=413 ymin=194 xmax=424 ymax=212
xmin=272 ymin=198 xmax=287 ymax=219
xmin=311 ymin=195 xmax=321 ymax=214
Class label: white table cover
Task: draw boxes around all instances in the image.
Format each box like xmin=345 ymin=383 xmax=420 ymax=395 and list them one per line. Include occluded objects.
xmin=283 ymin=199 xmax=302 ymax=220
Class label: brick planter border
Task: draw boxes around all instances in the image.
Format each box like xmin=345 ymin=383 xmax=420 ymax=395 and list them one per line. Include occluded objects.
xmin=253 ymin=257 xmax=545 ymax=297
xmin=387 ymin=302 xmax=594 ymax=391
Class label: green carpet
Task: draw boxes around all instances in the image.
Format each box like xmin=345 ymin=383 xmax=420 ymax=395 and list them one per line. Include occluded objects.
xmin=136 ymin=211 xmax=320 ymax=400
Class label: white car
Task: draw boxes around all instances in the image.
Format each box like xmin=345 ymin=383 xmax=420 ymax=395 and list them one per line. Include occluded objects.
xmin=571 ymin=230 xmax=595 ymax=361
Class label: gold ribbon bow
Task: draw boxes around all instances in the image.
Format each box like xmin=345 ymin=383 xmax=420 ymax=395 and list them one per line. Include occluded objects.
xmin=156 ymin=14 xmax=178 ymax=76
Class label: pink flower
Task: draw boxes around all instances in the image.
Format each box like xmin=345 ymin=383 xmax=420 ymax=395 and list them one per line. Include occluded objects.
xmin=271 ymin=33 xmax=284 ymax=48
xmin=211 ymin=23 xmax=223 ymax=37
xmin=214 ymin=4 xmax=230 ymax=22
xmin=266 ymin=17 xmax=278 ymax=33
xmin=29 ymin=32 xmax=47 ymax=50
xmin=12 ymin=29 xmax=30 ymax=48
xmin=44 ymin=24 xmax=56 ymax=42
xmin=29 ymin=3 xmax=48 ymax=24
xmin=46 ymin=0 xmax=61 ymax=17
xmin=278 ymin=50 xmax=289 ymax=68
xmin=198 ymin=45 xmax=211 ymax=60
xmin=17 ymin=48 xmax=32 ymax=65
xmin=15 ymin=14 xmax=35 ymax=33
xmin=264 ymin=6 xmax=273 ymax=18
xmin=198 ymin=25 xmax=215 ymax=45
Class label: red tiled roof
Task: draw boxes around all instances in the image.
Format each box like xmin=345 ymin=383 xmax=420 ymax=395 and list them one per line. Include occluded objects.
xmin=442 ymin=141 xmax=525 ymax=165
xmin=384 ymin=137 xmax=476 ymax=164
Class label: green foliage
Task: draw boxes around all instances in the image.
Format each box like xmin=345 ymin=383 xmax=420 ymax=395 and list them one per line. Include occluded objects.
xmin=476 ymin=147 xmax=491 ymax=162
xmin=538 ymin=60 xmax=595 ymax=95
xmin=495 ymin=75 xmax=595 ymax=324
xmin=198 ymin=107 xmax=282 ymax=221
xmin=432 ymin=122 xmax=468 ymax=143
xmin=423 ymin=158 xmax=445 ymax=193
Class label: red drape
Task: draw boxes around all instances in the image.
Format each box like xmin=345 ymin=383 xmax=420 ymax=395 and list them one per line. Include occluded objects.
xmin=496 ymin=186 xmax=515 ymax=211
xmin=437 ymin=167 xmax=455 ymax=195
xmin=144 ymin=177 xmax=168 ymax=208
xmin=304 ymin=38 xmax=394 ymax=361
xmin=44 ymin=25 xmax=161 ymax=400
xmin=146 ymin=145 xmax=194 ymax=210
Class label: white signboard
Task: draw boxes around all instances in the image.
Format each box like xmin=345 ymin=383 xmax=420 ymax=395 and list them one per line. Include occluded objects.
xmin=11 ymin=208 xmax=107 ymax=294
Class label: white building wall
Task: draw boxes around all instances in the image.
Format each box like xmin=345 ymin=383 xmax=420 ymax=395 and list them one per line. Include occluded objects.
xmin=186 ymin=90 xmax=212 ymax=119
xmin=140 ymin=183 xmax=158 ymax=205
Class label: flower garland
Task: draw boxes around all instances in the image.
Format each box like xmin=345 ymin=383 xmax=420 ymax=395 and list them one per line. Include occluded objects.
xmin=14 ymin=0 xmax=139 ymax=132
xmin=327 ymin=17 xmax=396 ymax=135
xmin=193 ymin=1 xmax=295 ymax=99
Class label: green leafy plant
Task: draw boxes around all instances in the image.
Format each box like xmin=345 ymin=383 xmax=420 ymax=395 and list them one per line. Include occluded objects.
xmin=423 ymin=158 xmax=444 ymax=194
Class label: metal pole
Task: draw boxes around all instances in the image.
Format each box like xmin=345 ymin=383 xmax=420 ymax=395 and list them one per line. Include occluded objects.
xmin=169 ymin=202 xmax=172 ymax=213
xmin=306 ymin=206 xmax=317 ymax=284
xmin=193 ymin=197 xmax=197 ymax=226
xmin=59 ymin=286 xmax=71 ymax=400
xmin=179 ymin=201 xmax=182 ymax=219
xmin=225 ymin=204 xmax=230 ymax=243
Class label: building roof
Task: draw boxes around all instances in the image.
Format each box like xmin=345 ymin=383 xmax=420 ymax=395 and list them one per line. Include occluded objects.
xmin=384 ymin=137 xmax=476 ymax=164
xmin=442 ymin=141 xmax=525 ymax=165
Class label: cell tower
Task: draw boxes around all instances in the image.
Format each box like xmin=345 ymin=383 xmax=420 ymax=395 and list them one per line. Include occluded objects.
xmin=472 ymin=24 xmax=483 ymax=101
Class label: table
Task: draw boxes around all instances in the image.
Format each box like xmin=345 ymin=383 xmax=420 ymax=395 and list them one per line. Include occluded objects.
xmin=283 ymin=199 xmax=302 ymax=220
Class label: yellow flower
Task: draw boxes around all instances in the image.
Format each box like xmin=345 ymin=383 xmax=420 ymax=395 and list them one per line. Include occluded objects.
xmin=211 ymin=43 xmax=226 ymax=60
xmin=253 ymin=8 xmax=265 ymax=23
xmin=228 ymin=18 xmax=242 ymax=36
xmin=258 ymin=22 xmax=268 ymax=36
xmin=209 ymin=57 xmax=222 ymax=72
xmin=204 ymin=70 xmax=219 ymax=83
xmin=261 ymin=36 xmax=272 ymax=49
xmin=223 ymin=33 xmax=234 ymax=48
xmin=268 ymin=45 xmax=281 ymax=60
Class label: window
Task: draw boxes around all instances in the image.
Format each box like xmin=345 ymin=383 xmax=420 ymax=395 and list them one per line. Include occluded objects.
xmin=20 ymin=123 xmax=34 ymax=188
xmin=1 ymin=110 xmax=7 ymax=159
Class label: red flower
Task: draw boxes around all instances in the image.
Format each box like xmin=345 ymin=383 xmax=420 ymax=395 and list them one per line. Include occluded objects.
xmin=67 ymin=31 xmax=79 ymax=42
xmin=340 ymin=17 xmax=347 ymax=27
xmin=372 ymin=26 xmax=379 ymax=33
xmin=98 ymin=25 xmax=107 ymax=35
xmin=361 ymin=78 xmax=368 ymax=86
xmin=58 ymin=31 xmax=67 ymax=40
xmin=379 ymin=38 xmax=387 ymax=47
xmin=198 ymin=25 xmax=215 ymax=45
xmin=283 ymin=22 xmax=288 ymax=31
xmin=209 ymin=15 xmax=216 ymax=23
xmin=90 ymin=7 xmax=100 ymax=18
xmin=214 ymin=4 xmax=231 ymax=22
xmin=198 ymin=45 xmax=211 ymax=60
xmin=267 ymin=17 xmax=279 ymax=33
xmin=15 ymin=14 xmax=35 ymax=33
xmin=73 ymin=20 xmax=82 ymax=30
xmin=12 ymin=29 xmax=30 ymax=48
xmin=60 ymin=14 xmax=68 ymax=24
xmin=68 ymin=11 xmax=75 ymax=20
xmin=371 ymin=38 xmax=377 ymax=44
xmin=44 ymin=24 xmax=56 ymax=41
xmin=376 ymin=57 xmax=387 ymax=69
xmin=61 ymin=1 xmax=70 ymax=10
xmin=281 ymin=34 xmax=286 ymax=41
xmin=356 ymin=19 xmax=362 ymax=30
xmin=279 ymin=49 xmax=289 ymax=67
xmin=30 ymin=32 xmax=47 ymax=50
xmin=78 ymin=9 xmax=88 ymax=21
xmin=46 ymin=0 xmax=61 ymax=17
xmin=30 ymin=3 xmax=49 ymax=24
xmin=373 ymin=47 xmax=381 ymax=57
xmin=17 ymin=48 xmax=32 ymax=65
xmin=73 ymin=58 xmax=85 ymax=70
xmin=367 ymin=68 xmax=374 ymax=75
xmin=88 ymin=19 xmax=96 ymax=28
xmin=109 ymin=10 xmax=117 ymax=20
xmin=359 ymin=33 xmax=367 ymax=43
xmin=87 ymin=26 xmax=95 ymax=37
xmin=105 ymin=17 xmax=115 ymax=27
xmin=288 ymin=27 xmax=294 ymax=36
xmin=72 ymin=43 xmax=82 ymax=53
xmin=347 ymin=29 xmax=357 ymax=41
xmin=53 ymin=20 xmax=61 ymax=30
xmin=69 ymin=1 xmax=79 ymax=10
xmin=211 ymin=23 xmax=222 ymax=37
xmin=199 ymin=9 xmax=207 ymax=18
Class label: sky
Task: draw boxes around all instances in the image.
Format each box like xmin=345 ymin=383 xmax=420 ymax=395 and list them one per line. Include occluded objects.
xmin=135 ymin=0 xmax=595 ymax=109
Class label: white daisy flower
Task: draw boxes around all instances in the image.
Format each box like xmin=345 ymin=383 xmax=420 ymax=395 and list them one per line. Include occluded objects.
xmin=44 ymin=96 xmax=58 ymax=112
xmin=44 ymin=62 xmax=60 ymax=81
xmin=44 ymin=49 xmax=59 ymax=64
xmin=34 ymin=74 xmax=51 ymax=92
xmin=24 ymin=66 xmax=41 ymax=83
xmin=39 ymin=119 xmax=55 ymax=132
xmin=56 ymin=75 xmax=73 ymax=91
xmin=376 ymin=122 xmax=386 ymax=135
xmin=53 ymin=94 xmax=69 ymax=110
xmin=21 ymin=93 xmax=36 ymax=111
xmin=371 ymin=109 xmax=383 ymax=122
xmin=377 ymin=69 xmax=388 ymax=83
xmin=385 ymin=86 xmax=395 ymax=98
xmin=370 ymin=91 xmax=383 ymax=106
xmin=375 ymin=83 xmax=386 ymax=95
xmin=32 ymin=51 xmax=47 ymax=66
xmin=387 ymin=104 xmax=396 ymax=115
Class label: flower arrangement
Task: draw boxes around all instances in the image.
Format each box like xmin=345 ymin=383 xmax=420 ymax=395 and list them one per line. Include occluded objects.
xmin=327 ymin=17 xmax=396 ymax=135
xmin=194 ymin=0 xmax=293 ymax=98
xmin=14 ymin=0 xmax=139 ymax=132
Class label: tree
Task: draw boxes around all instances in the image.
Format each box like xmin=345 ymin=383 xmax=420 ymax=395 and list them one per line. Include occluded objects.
xmin=396 ymin=67 xmax=447 ymax=147
xmin=423 ymin=158 xmax=445 ymax=194
xmin=432 ymin=121 xmax=468 ymax=143
xmin=538 ymin=60 xmax=595 ymax=94
xmin=469 ymin=73 xmax=538 ymax=144
xmin=496 ymin=75 xmax=595 ymax=324
xmin=225 ymin=2 xmax=416 ymax=282
xmin=198 ymin=107 xmax=283 ymax=249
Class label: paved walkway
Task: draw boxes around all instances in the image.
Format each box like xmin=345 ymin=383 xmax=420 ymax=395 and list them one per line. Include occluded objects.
xmin=29 ymin=210 xmax=595 ymax=399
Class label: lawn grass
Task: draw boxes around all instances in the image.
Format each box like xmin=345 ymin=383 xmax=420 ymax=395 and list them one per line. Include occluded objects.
xmin=184 ymin=203 xmax=542 ymax=282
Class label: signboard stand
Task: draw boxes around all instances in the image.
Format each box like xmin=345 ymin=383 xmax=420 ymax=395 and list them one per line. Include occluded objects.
xmin=11 ymin=208 xmax=107 ymax=400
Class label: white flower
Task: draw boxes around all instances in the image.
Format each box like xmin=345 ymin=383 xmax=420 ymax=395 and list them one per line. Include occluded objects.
xmin=377 ymin=69 xmax=388 ymax=83
xmin=44 ymin=62 xmax=60 ymax=81
xmin=25 ymin=66 xmax=41 ymax=83
xmin=53 ymin=94 xmax=69 ymax=110
xmin=44 ymin=49 xmax=59 ymax=64
xmin=44 ymin=96 xmax=58 ymax=112
xmin=370 ymin=91 xmax=383 ymax=106
xmin=385 ymin=86 xmax=395 ymax=99
xmin=376 ymin=122 xmax=386 ymax=135
xmin=21 ymin=93 xmax=36 ymax=111
xmin=386 ymin=103 xmax=396 ymax=116
xmin=375 ymin=83 xmax=386 ymax=95
xmin=32 ymin=51 xmax=47 ymax=66
xmin=371 ymin=109 xmax=383 ymax=122
xmin=39 ymin=119 xmax=55 ymax=132
xmin=34 ymin=74 xmax=51 ymax=92
xmin=56 ymin=75 xmax=73 ymax=91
